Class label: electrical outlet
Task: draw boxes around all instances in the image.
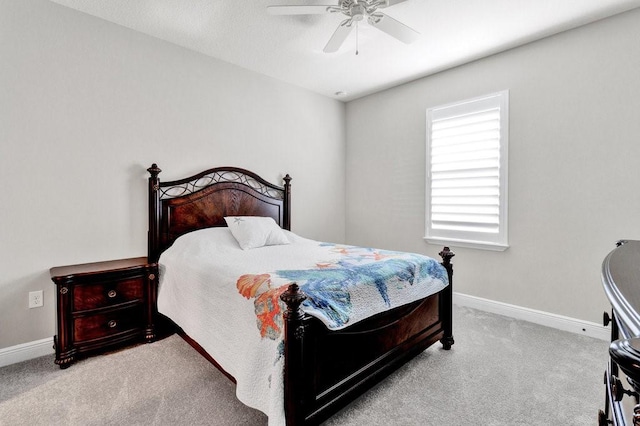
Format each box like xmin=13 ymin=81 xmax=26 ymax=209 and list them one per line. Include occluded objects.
xmin=29 ymin=290 xmax=43 ymax=308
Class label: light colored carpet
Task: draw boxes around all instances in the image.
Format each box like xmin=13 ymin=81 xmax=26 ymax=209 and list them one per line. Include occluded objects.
xmin=0 ymin=306 xmax=609 ymax=425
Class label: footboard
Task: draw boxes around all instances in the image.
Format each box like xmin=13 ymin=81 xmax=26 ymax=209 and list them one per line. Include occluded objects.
xmin=281 ymin=248 xmax=454 ymax=425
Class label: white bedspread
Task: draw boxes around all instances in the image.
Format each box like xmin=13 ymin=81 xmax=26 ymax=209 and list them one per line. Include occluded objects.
xmin=157 ymin=228 xmax=448 ymax=425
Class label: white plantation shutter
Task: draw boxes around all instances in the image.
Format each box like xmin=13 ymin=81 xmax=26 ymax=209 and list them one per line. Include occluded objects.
xmin=425 ymin=91 xmax=509 ymax=251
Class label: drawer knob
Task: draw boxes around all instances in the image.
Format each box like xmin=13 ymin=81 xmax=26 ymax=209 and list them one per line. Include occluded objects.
xmin=60 ymin=287 xmax=68 ymax=295
xmin=148 ymin=273 xmax=156 ymax=280
xmin=108 ymin=320 xmax=117 ymax=328
xmin=107 ymin=290 xmax=117 ymax=298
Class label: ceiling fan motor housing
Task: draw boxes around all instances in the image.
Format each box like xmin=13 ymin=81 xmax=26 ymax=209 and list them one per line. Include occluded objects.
xmin=351 ymin=4 xmax=366 ymax=21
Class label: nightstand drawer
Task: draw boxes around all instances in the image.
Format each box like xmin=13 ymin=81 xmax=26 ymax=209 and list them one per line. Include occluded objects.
xmin=73 ymin=304 xmax=144 ymax=343
xmin=73 ymin=277 xmax=144 ymax=311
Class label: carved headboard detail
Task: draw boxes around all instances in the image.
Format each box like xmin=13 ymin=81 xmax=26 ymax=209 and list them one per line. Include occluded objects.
xmin=147 ymin=163 xmax=291 ymax=262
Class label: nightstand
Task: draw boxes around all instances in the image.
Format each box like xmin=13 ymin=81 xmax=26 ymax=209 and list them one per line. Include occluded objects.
xmin=50 ymin=257 xmax=158 ymax=368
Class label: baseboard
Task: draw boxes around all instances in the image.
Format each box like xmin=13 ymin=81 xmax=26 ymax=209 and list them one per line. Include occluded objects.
xmin=0 ymin=337 xmax=54 ymax=368
xmin=454 ymin=292 xmax=610 ymax=341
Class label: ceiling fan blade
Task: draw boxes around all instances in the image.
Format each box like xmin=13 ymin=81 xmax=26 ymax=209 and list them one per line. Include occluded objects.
xmin=379 ymin=0 xmax=409 ymax=7
xmin=370 ymin=13 xmax=419 ymax=44
xmin=267 ymin=5 xmax=333 ymax=15
xmin=323 ymin=21 xmax=354 ymax=53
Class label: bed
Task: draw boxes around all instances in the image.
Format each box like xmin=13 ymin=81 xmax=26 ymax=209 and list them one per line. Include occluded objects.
xmin=147 ymin=163 xmax=455 ymax=426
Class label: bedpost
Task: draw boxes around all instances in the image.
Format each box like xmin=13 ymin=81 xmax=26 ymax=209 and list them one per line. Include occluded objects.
xmin=280 ymin=283 xmax=307 ymax=426
xmin=439 ymin=247 xmax=455 ymax=350
xmin=148 ymin=163 xmax=162 ymax=263
xmin=283 ymin=174 xmax=292 ymax=231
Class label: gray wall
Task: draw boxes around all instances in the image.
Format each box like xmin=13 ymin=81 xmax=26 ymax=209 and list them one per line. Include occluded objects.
xmin=0 ymin=0 xmax=346 ymax=349
xmin=345 ymin=9 xmax=640 ymax=323
xmin=3 ymin=0 xmax=640 ymax=352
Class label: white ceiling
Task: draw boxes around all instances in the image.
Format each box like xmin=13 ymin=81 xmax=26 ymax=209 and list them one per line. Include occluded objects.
xmin=50 ymin=0 xmax=640 ymax=102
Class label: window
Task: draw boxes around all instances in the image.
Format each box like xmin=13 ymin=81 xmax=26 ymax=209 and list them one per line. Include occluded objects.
xmin=425 ymin=91 xmax=509 ymax=251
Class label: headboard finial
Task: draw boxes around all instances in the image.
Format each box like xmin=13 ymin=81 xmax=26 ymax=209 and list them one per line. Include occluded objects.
xmin=148 ymin=163 xmax=162 ymax=177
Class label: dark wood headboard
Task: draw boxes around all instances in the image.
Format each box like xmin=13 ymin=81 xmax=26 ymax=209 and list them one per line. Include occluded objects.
xmin=147 ymin=163 xmax=291 ymax=262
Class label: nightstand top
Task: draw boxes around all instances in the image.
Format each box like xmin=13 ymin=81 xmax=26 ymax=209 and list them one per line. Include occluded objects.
xmin=50 ymin=257 xmax=152 ymax=279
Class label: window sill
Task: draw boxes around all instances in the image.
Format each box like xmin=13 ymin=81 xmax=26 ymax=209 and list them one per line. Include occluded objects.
xmin=424 ymin=237 xmax=509 ymax=252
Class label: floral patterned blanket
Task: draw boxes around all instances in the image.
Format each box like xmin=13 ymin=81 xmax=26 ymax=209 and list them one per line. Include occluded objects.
xmin=237 ymin=243 xmax=448 ymax=342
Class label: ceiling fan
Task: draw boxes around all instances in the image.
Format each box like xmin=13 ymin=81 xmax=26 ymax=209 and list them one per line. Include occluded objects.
xmin=267 ymin=0 xmax=420 ymax=53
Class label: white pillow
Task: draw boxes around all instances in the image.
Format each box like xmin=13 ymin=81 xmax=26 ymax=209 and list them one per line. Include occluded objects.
xmin=224 ymin=216 xmax=290 ymax=250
